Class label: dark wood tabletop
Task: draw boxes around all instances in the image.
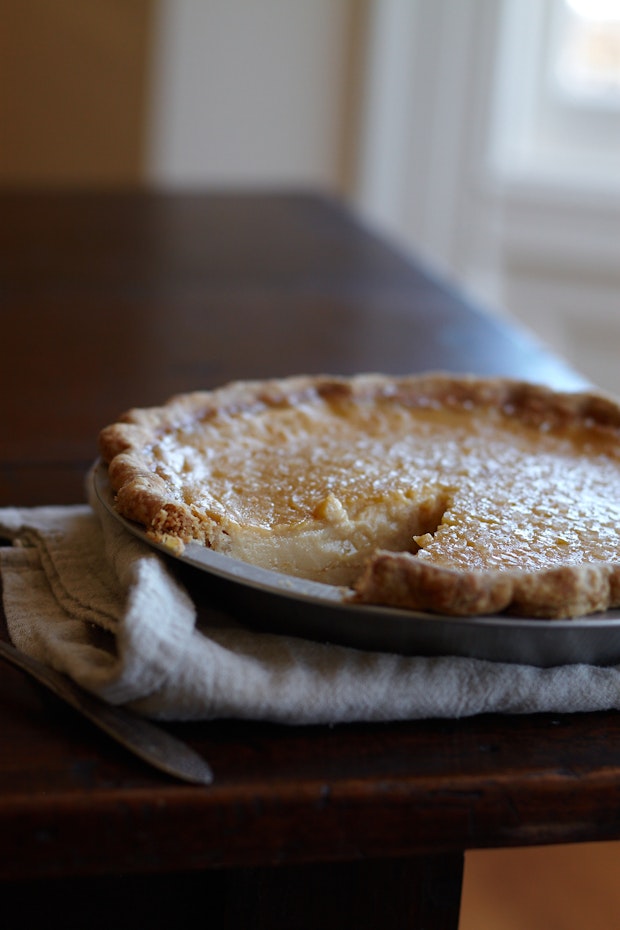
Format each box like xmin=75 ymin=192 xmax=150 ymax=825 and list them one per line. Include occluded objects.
xmin=1 ymin=189 xmax=619 ymax=929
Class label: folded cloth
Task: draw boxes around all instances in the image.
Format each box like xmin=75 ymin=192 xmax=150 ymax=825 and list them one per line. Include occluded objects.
xmin=2 ymin=487 xmax=620 ymax=723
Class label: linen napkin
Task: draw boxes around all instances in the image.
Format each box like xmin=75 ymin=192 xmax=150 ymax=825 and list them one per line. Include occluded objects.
xmin=2 ymin=485 xmax=620 ymax=723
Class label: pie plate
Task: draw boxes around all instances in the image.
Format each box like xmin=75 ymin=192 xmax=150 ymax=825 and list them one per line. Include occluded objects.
xmin=92 ymin=462 xmax=620 ymax=668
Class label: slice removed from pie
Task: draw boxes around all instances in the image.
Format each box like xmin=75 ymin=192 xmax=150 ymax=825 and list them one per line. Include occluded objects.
xmin=98 ymin=373 xmax=620 ymax=619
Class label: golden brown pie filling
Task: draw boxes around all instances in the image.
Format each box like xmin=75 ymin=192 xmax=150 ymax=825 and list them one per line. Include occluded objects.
xmin=99 ymin=374 xmax=620 ymax=619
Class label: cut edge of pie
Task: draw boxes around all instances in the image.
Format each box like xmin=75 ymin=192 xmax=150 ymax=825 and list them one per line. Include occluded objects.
xmin=98 ymin=372 xmax=620 ymax=620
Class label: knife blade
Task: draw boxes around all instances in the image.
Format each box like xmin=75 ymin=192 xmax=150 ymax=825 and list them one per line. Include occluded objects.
xmin=0 ymin=638 xmax=213 ymax=785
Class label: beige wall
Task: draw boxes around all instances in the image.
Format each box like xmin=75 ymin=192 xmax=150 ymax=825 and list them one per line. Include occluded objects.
xmin=0 ymin=0 xmax=154 ymax=185
xmin=146 ymin=0 xmax=365 ymax=193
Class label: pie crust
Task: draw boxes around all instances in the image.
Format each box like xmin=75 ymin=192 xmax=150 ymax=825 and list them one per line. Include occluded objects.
xmin=98 ymin=373 xmax=620 ymax=620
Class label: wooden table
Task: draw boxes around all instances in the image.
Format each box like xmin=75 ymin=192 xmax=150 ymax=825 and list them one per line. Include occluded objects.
xmin=2 ymin=190 xmax=619 ymax=929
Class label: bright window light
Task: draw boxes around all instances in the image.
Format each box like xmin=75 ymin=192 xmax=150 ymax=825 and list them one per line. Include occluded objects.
xmin=556 ymin=0 xmax=620 ymax=102
xmin=565 ymin=0 xmax=620 ymax=22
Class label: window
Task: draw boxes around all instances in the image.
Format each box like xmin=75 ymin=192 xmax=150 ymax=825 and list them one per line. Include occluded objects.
xmin=489 ymin=0 xmax=620 ymax=192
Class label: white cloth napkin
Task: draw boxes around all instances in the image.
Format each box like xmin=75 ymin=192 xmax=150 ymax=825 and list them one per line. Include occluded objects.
xmin=2 ymin=488 xmax=620 ymax=723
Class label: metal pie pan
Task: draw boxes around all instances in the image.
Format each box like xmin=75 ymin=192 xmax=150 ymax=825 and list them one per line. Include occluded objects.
xmin=93 ymin=462 xmax=620 ymax=667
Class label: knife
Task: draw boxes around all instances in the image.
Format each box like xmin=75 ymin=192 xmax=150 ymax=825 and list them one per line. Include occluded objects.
xmin=0 ymin=638 xmax=213 ymax=785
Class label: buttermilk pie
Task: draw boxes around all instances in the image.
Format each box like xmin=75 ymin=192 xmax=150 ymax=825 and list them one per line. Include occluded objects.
xmin=98 ymin=373 xmax=620 ymax=620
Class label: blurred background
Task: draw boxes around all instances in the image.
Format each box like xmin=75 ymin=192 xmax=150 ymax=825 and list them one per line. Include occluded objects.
xmin=2 ymin=2 xmax=620 ymax=925
xmin=1 ymin=0 xmax=619 ymax=393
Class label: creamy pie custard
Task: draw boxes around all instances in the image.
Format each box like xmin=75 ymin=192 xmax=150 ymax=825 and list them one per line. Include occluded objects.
xmin=99 ymin=373 xmax=620 ymax=619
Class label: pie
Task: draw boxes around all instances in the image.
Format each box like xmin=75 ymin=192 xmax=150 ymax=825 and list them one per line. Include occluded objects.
xmin=98 ymin=373 xmax=620 ymax=620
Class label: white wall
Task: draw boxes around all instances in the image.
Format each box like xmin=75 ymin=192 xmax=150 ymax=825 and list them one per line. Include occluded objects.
xmin=147 ymin=0 xmax=359 ymax=191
